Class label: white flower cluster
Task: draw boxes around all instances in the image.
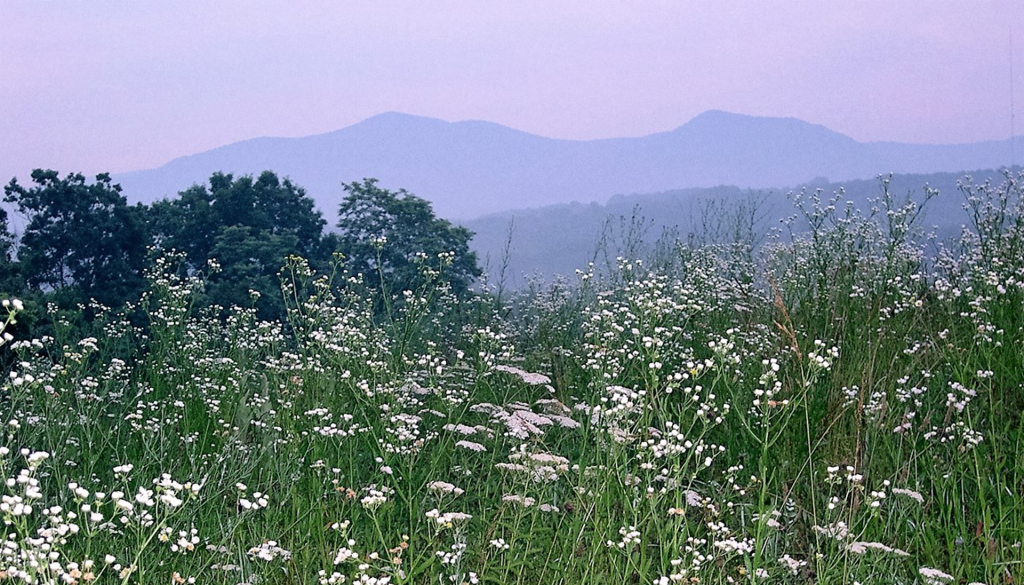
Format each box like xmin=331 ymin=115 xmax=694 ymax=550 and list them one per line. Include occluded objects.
xmin=425 ymin=508 xmax=472 ymax=529
xmin=606 ymin=525 xmax=640 ymax=549
xmin=248 ymin=540 xmax=292 ymax=562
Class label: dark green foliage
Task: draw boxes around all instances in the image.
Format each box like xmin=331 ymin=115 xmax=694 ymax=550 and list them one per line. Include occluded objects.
xmin=149 ymin=171 xmax=327 ymax=317
xmin=335 ymin=179 xmax=481 ymax=297
xmin=1 ymin=168 xmax=485 ymax=328
xmin=204 ymin=226 xmax=302 ymax=317
xmin=4 ymin=170 xmax=148 ymax=307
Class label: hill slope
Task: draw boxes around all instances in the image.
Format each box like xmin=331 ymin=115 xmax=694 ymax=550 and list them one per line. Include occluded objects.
xmin=462 ymin=168 xmax=1014 ymax=287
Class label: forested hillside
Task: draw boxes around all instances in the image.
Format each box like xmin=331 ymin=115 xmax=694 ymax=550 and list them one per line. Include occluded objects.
xmin=465 ymin=168 xmax=1013 ymax=286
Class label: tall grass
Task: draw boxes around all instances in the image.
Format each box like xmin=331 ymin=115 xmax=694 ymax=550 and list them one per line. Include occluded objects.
xmin=2 ymin=174 xmax=1024 ymax=584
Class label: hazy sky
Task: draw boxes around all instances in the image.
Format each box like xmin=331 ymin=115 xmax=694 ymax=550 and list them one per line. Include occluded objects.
xmin=2 ymin=1 xmax=1023 ymax=182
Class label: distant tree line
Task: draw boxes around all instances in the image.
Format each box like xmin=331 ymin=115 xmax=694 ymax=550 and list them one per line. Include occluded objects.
xmin=0 ymin=169 xmax=481 ymax=329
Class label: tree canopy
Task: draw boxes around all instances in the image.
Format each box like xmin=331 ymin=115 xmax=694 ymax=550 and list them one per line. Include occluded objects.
xmin=335 ymin=179 xmax=481 ymax=296
xmin=0 ymin=169 xmax=484 ymax=329
xmin=148 ymin=171 xmax=328 ymax=317
xmin=4 ymin=170 xmax=148 ymax=307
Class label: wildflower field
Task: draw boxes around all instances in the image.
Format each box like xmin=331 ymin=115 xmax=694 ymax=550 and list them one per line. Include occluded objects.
xmin=3 ymin=175 xmax=1024 ymax=585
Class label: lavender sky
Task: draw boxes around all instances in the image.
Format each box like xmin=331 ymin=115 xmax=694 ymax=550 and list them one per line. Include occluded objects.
xmin=2 ymin=1 xmax=1022 ymax=184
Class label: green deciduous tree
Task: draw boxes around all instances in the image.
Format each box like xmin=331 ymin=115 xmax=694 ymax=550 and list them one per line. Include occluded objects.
xmin=4 ymin=170 xmax=148 ymax=307
xmin=335 ymin=179 xmax=481 ymax=297
xmin=149 ymin=171 xmax=327 ymax=317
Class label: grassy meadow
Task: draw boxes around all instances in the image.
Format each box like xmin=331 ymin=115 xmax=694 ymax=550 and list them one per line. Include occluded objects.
xmin=2 ymin=175 xmax=1024 ymax=585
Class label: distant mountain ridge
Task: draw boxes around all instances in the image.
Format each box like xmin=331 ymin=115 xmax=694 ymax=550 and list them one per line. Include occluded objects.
xmin=113 ymin=111 xmax=1022 ymax=221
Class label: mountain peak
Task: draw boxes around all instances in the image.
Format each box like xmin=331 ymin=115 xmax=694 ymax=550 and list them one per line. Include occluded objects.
xmin=688 ymin=109 xmax=757 ymax=122
xmin=673 ymin=110 xmax=856 ymax=145
xmin=346 ymin=111 xmax=449 ymax=130
xmin=363 ymin=111 xmax=442 ymax=123
xmin=682 ymin=109 xmax=809 ymax=128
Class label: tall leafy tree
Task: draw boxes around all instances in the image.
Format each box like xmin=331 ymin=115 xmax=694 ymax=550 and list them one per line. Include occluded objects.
xmin=151 ymin=171 xmax=325 ymax=262
xmin=149 ymin=171 xmax=327 ymax=316
xmin=336 ymin=179 xmax=481 ymax=296
xmin=4 ymin=170 xmax=148 ymax=307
